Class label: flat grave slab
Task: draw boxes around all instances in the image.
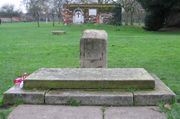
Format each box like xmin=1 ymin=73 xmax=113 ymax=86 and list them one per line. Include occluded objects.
xmin=24 ymin=68 xmax=155 ymax=89
xmin=51 ymin=30 xmax=66 ymax=35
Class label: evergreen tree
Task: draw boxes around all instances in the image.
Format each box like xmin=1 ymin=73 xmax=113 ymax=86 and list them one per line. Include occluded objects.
xmin=111 ymin=3 xmax=122 ymax=26
xmin=138 ymin=0 xmax=179 ymax=31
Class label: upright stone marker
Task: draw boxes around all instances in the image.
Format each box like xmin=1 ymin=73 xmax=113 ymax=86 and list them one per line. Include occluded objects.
xmin=80 ymin=29 xmax=108 ymax=68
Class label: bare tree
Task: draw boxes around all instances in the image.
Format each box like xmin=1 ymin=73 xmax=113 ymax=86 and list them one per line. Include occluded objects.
xmin=42 ymin=0 xmax=50 ymax=23
xmin=114 ymin=0 xmax=143 ymax=25
xmin=23 ymin=0 xmax=46 ymax=27
xmin=121 ymin=0 xmax=134 ymax=25
xmin=134 ymin=3 xmax=144 ymax=26
xmin=52 ymin=0 xmax=64 ymax=24
xmin=129 ymin=0 xmax=138 ymax=25
xmin=47 ymin=0 xmax=57 ymax=26
xmin=51 ymin=9 xmax=56 ymax=27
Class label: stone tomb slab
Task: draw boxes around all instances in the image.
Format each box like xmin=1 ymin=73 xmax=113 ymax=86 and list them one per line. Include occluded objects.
xmin=3 ymin=87 xmax=45 ymax=105
xmin=3 ymin=75 xmax=175 ymax=105
xmin=45 ymin=90 xmax=133 ymax=106
xmin=24 ymin=68 xmax=155 ymax=89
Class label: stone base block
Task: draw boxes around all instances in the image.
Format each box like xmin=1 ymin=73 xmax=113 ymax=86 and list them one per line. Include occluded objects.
xmin=45 ymin=90 xmax=133 ymax=106
xmin=134 ymin=75 xmax=176 ymax=106
xmin=3 ymin=87 xmax=45 ymax=105
xmin=80 ymin=29 xmax=108 ymax=68
xmin=3 ymin=75 xmax=175 ymax=106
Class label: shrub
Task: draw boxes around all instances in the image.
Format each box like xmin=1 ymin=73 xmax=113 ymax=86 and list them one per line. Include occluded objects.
xmin=144 ymin=11 xmax=165 ymax=31
xmin=138 ymin=0 xmax=179 ymax=31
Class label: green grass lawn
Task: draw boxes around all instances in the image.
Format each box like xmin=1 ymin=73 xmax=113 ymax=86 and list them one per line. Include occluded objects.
xmin=0 ymin=22 xmax=180 ymax=118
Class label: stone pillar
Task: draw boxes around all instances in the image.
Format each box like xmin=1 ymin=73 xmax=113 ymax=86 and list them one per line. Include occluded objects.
xmin=80 ymin=29 xmax=108 ymax=68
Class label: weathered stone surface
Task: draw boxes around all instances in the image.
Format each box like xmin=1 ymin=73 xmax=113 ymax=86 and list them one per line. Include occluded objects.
xmin=8 ymin=105 xmax=167 ymax=119
xmin=3 ymin=74 xmax=175 ymax=106
xmin=3 ymin=87 xmax=45 ymax=104
xmin=134 ymin=74 xmax=176 ymax=106
xmin=24 ymin=68 xmax=155 ymax=89
xmin=45 ymin=90 xmax=133 ymax=106
xmin=105 ymin=106 xmax=166 ymax=119
xmin=80 ymin=29 xmax=107 ymax=68
xmin=51 ymin=30 xmax=66 ymax=35
xmin=8 ymin=105 xmax=102 ymax=119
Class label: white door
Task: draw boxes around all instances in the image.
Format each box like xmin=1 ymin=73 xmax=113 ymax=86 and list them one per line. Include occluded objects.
xmin=73 ymin=10 xmax=84 ymax=24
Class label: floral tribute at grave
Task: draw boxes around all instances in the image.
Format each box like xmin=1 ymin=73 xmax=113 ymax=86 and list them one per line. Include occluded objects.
xmin=13 ymin=73 xmax=29 ymax=89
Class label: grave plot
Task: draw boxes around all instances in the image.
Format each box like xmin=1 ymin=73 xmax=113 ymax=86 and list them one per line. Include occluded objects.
xmin=3 ymin=30 xmax=175 ymax=106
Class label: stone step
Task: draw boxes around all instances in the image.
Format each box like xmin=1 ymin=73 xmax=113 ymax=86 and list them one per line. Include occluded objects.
xmin=45 ymin=90 xmax=133 ymax=106
xmin=3 ymin=75 xmax=175 ymax=106
xmin=23 ymin=68 xmax=155 ymax=90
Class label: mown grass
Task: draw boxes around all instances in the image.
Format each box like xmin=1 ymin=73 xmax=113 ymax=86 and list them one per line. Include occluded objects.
xmin=0 ymin=22 xmax=180 ymax=118
xmin=0 ymin=106 xmax=14 ymax=119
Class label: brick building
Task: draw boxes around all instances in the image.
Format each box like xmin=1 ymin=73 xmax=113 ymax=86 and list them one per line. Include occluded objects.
xmin=63 ymin=4 xmax=115 ymax=24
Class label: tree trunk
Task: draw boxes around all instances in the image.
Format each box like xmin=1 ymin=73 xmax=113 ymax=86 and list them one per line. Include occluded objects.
xmin=125 ymin=12 xmax=129 ymax=25
xmin=138 ymin=15 xmax=141 ymax=26
xmin=37 ymin=20 xmax=40 ymax=27
xmin=58 ymin=8 xmax=61 ymax=24
xmin=11 ymin=16 xmax=13 ymax=23
xmin=46 ymin=17 xmax=48 ymax=23
xmin=130 ymin=12 xmax=134 ymax=26
xmin=37 ymin=13 xmax=40 ymax=27
xmin=52 ymin=14 xmax=55 ymax=27
xmin=58 ymin=15 xmax=61 ymax=24
xmin=138 ymin=18 xmax=141 ymax=26
xmin=58 ymin=17 xmax=61 ymax=24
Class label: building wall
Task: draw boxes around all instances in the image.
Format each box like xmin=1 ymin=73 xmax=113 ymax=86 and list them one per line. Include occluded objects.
xmin=0 ymin=17 xmax=21 ymax=23
xmin=63 ymin=4 xmax=114 ymax=24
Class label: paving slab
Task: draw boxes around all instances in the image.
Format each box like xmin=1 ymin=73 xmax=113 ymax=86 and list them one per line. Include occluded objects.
xmin=45 ymin=90 xmax=133 ymax=106
xmin=105 ymin=106 xmax=166 ymax=119
xmin=8 ymin=105 xmax=167 ymax=119
xmin=3 ymin=87 xmax=46 ymax=104
xmin=8 ymin=105 xmax=102 ymax=119
xmin=134 ymin=74 xmax=176 ymax=106
xmin=24 ymin=68 xmax=155 ymax=89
